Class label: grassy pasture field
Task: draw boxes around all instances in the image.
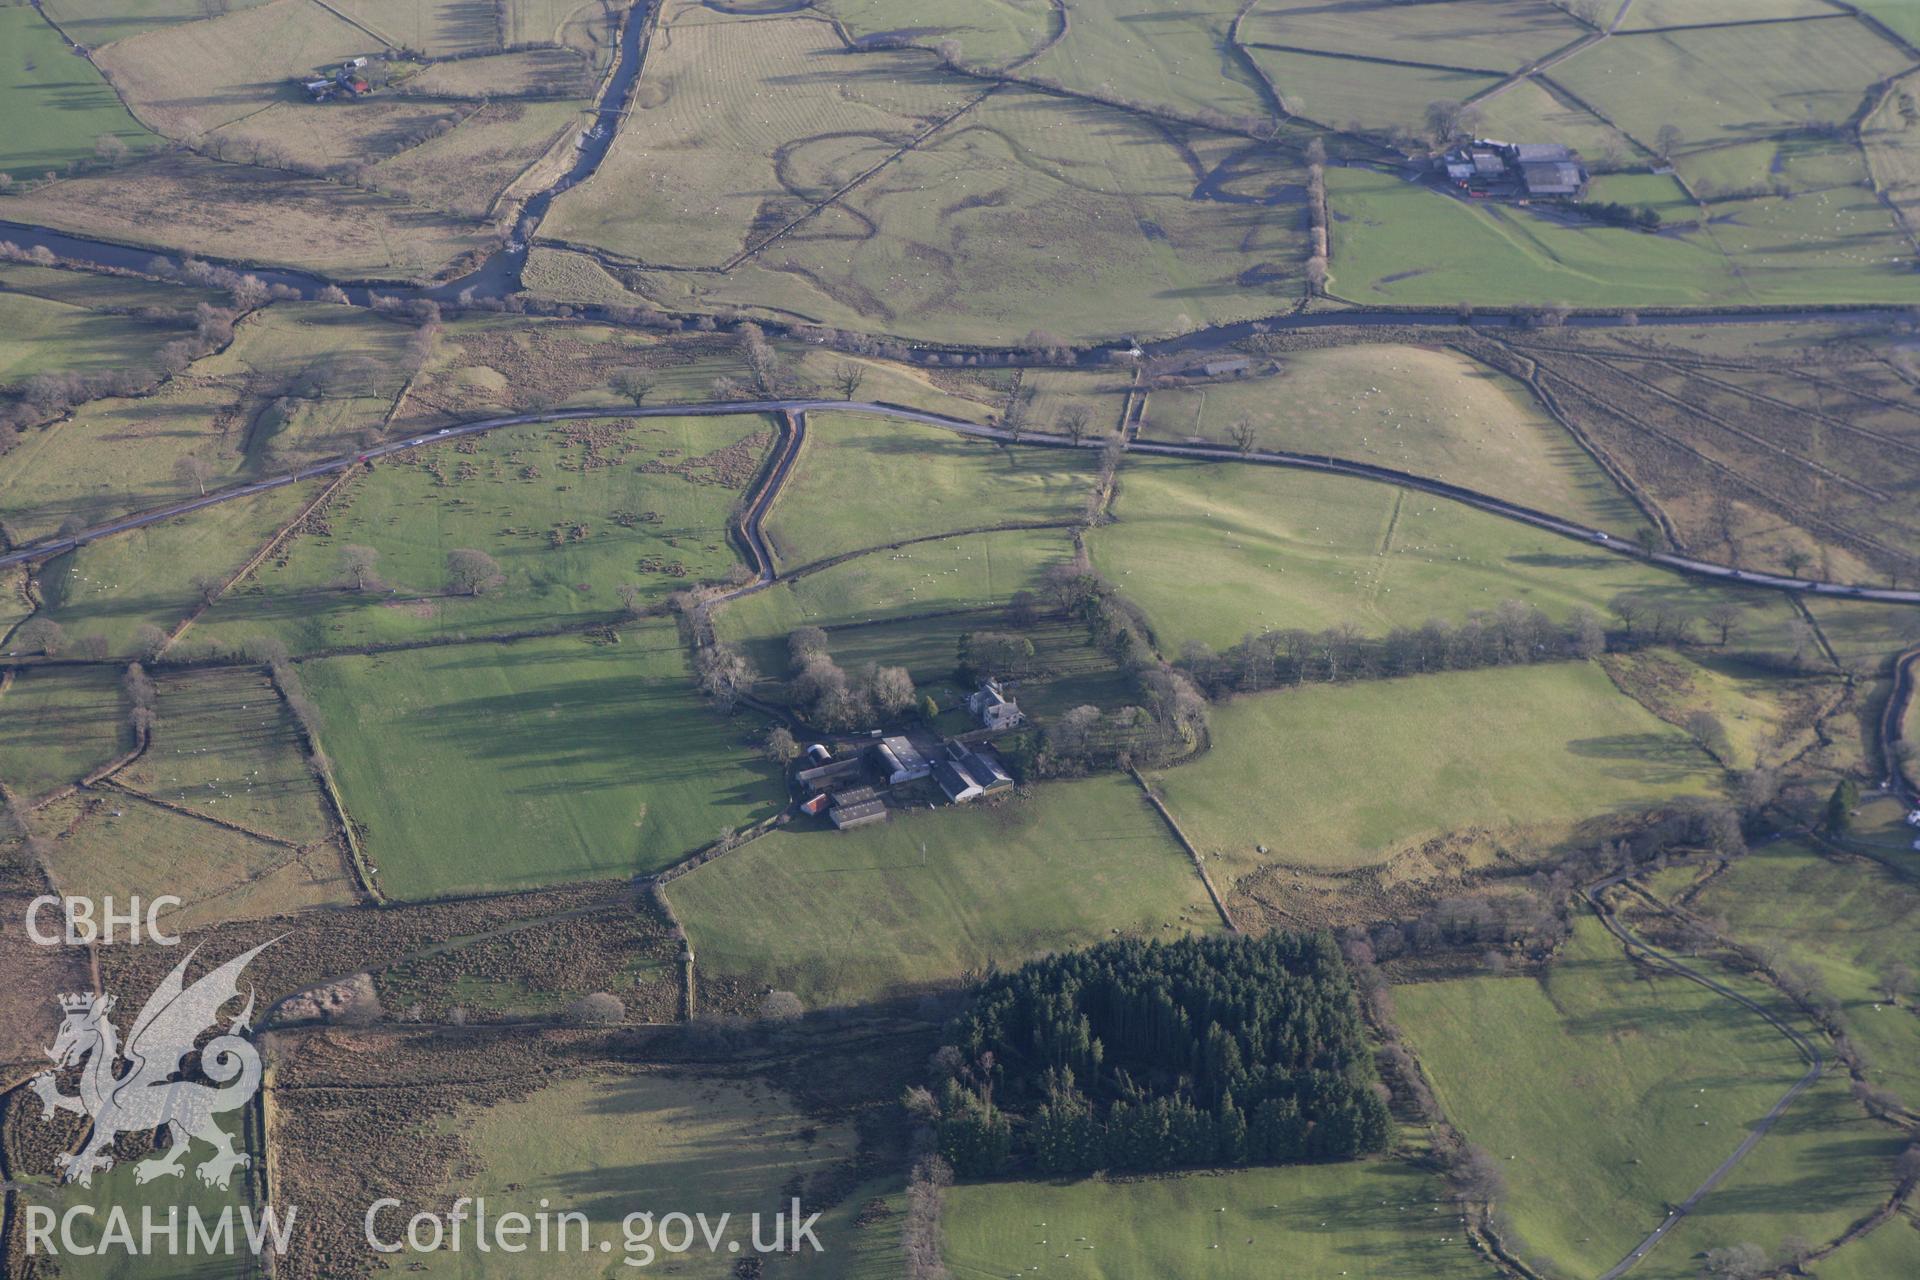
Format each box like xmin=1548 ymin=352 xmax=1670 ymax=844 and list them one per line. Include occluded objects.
xmin=1243 ymin=0 xmax=1583 ymax=71
xmin=1582 ymin=171 xmax=1695 ymax=218
xmin=715 ymin=527 xmax=1076 ymax=639
xmin=1864 ymin=70 xmax=1920 ymax=239
xmin=36 ymin=484 xmax=315 ymax=657
xmin=1151 ymin=663 xmax=1718 ymax=882
xmin=118 ymin=665 xmax=333 ymax=844
xmin=91 ymin=0 xmax=464 ymax=166
xmin=394 ymin=47 xmax=595 ymax=99
xmin=1396 ymin=917 xmax=1902 ymax=1280
xmin=0 ymin=151 xmax=495 ymax=279
xmin=764 ymin=412 xmax=1095 ymax=567
xmin=1857 ymin=0 xmax=1920 ymax=45
xmin=0 ymin=303 xmax=420 ymax=543
xmin=1550 ymin=21 xmax=1915 ymax=154
xmin=0 ymin=290 xmax=189 ymax=388
xmin=542 ymin=5 xmax=972 ymax=267
xmin=302 ymin=625 xmax=786 ymax=900
xmin=1136 ymin=344 xmax=1643 ymax=531
xmin=627 ymin=88 xmax=1308 ymax=344
xmin=1017 ymin=0 xmax=1271 ymax=125
xmin=1812 ymin=1212 xmax=1920 ymax=1280
xmin=1620 ymin=0 xmax=1843 ymax=26
xmin=33 ymin=791 xmax=355 ymax=931
xmin=0 ymin=663 xmax=128 ymax=801
xmin=7 ymin=1146 xmax=246 ymax=1280
xmin=199 ymin=415 xmax=770 ymax=654
xmin=673 ymin=774 xmax=1219 ymax=1006
xmin=943 ymin=1159 xmax=1497 ymax=1280
xmin=1703 ymin=185 xmax=1914 ymax=301
xmin=0 ymin=262 xmax=226 ymax=312
xmin=327 ymin=0 xmax=503 ymax=56
xmin=0 ymin=6 xmax=156 ymax=174
xmin=823 ymin=0 xmax=1056 ymax=68
xmin=1469 ymin=77 xmax=1637 ymax=166
xmin=39 ymin=0 xmax=275 ymax=46
xmin=1085 ymin=456 xmax=1767 ymax=652
xmin=424 ymin=1071 xmax=875 ymax=1279
xmin=1688 ymin=841 xmax=1920 ymax=1110
xmin=1325 ymin=167 xmax=1743 ymax=307
xmin=1246 ymin=47 xmax=1501 ymax=135
xmin=1676 ymin=135 xmax=1870 ymax=199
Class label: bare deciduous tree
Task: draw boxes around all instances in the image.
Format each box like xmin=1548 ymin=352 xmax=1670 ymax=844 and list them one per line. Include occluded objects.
xmin=1228 ymin=416 xmax=1259 ymax=455
xmin=445 ymin=548 xmax=504 ymax=596
xmin=339 ymin=545 xmax=381 ymax=592
xmin=610 ymin=369 xmax=656 ymax=408
xmin=15 ymin=617 xmax=64 ymax=655
xmin=1056 ymin=402 xmax=1092 ymax=446
xmin=831 ymin=361 xmax=866 ymax=401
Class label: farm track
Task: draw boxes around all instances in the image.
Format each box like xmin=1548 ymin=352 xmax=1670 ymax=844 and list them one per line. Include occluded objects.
xmin=1582 ymin=871 xmax=1826 ymax=1280
xmin=10 ymin=400 xmax=1920 ymax=608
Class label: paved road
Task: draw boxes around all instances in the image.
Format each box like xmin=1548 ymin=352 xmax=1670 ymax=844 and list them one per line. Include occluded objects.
xmin=7 ymin=399 xmax=1920 ymax=608
xmin=1583 ymin=872 xmax=1824 ymax=1280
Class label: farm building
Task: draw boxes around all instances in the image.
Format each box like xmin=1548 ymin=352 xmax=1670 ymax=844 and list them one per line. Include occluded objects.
xmin=828 ymin=785 xmax=887 ymax=830
xmin=873 ymin=736 xmax=931 ymax=785
xmin=968 ymin=679 xmax=1023 ymax=730
xmin=796 ymin=756 xmax=863 ymax=795
xmin=1438 ymin=140 xmax=1587 ymax=201
xmin=933 ymin=744 xmax=1014 ymax=805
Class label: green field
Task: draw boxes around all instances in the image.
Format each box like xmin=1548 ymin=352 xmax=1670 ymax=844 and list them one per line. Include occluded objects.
xmin=718 ymin=526 xmax=1077 ymax=636
xmin=34 ymin=790 xmax=354 ymax=931
xmin=8 ymin=1142 xmax=247 ymax=1280
xmin=0 ymin=6 xmax=155 ymax=174
xmin=1138 ymin=344 xmax=1642 ymax=531
xmin=943 ymin=1159 xmax=1496 ymax=1280
xmin=543 ymin=4 xmax=972 ymax=267
xmin=1087 ymin=455 xmax=1767 ymax=652
xmin=40 ymin=0 xmax=275 ymax=46
xmin=0 ymin=303 xmax=422 ymax=543
xmin=1552 ymin=20 xmax=1914 ymax=153
xmin=1152 ymin=662 xmax=1718 ymax=882
xmin=424 ymin=1071 xmax=878 ymax=1278
xmin=1247 ymin=46 xmax=1501 ymax=135
xmin=1811 ymin=1211 xmax=1920 ymax=1280
xmin=1396 ymin=917 xmax=1901 ymax=1279
xmin=823 ymin=0 xmax=1055 ymax=68
xmin=38 ymin=483 xmax=315 ymax=658
xmin=0 ymin=291 xmax=187 ymax=388
xmin=199 ymin=415 xmax=771 ymax=654
xmin=118 ymin=665 xmax=334 ymax=844
xmin=626 ymin=88 xmax=1308 ymax=344
xmin=301 ymin=625 xmax=786 ymax=900
xmin=0 ymin=663 xmax=128 ymax=800
xmin=1017 ymin=0 xmax=1270 ymax=124
xmin=673 ymin=773 xmax=1218 ymax=1006
xmin=765 ymin=412 xmax=1095 ymax=566
xmin=1325 ymin=167 xmax=1744 ymax=307
xmin=1690 ymin=841 xmax=1920 ymax=1109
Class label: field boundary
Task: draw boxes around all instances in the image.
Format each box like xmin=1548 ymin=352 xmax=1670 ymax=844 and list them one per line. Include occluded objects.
xmin=1129 ymin=766 xmax=1238 ymax=932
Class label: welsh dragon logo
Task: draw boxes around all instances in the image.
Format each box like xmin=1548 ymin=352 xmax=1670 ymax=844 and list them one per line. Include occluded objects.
xmin=29 ymin=941 xmax=272 ymax=1190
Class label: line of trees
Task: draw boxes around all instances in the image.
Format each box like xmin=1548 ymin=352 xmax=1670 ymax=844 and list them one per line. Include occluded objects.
xmin=923 ymin=932 xmax=1391 ymax=1178
xmin=1178 ymin=599 xmax=1606 ymax=698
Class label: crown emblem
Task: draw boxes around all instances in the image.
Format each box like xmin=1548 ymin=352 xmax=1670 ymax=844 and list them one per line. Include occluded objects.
xmin=60 ymin=993 xmax=110 ymax=1013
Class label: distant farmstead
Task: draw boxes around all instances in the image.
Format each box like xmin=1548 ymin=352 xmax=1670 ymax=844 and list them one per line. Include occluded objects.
xmin=1439 ymin=140 xmax=1587 ymax=202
